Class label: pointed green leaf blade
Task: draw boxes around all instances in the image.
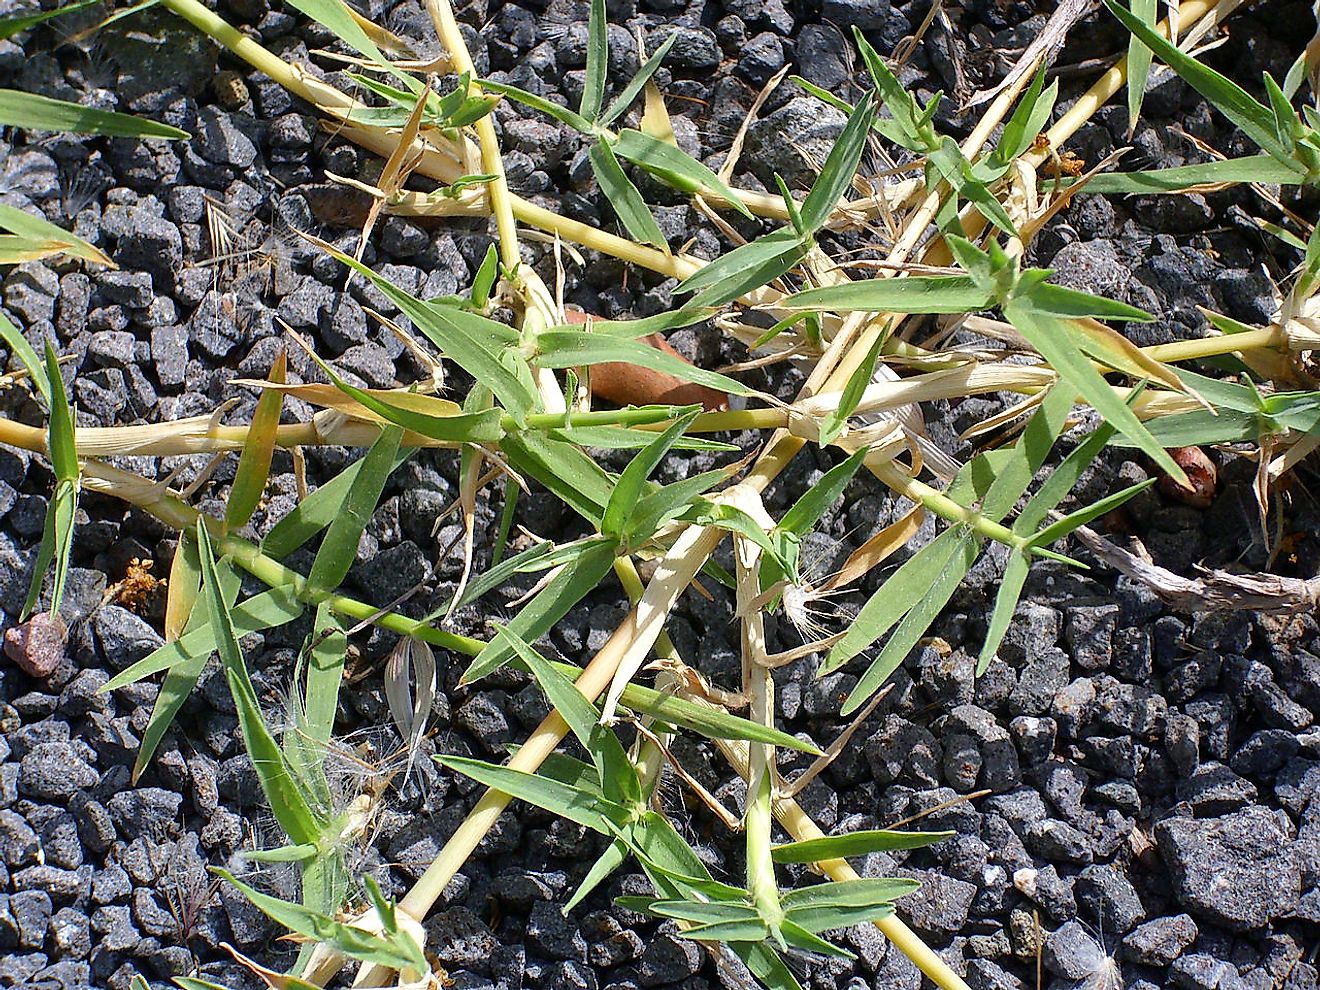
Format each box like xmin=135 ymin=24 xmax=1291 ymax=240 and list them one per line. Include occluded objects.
xmin=197 ymin=523 xmax=322 ymax=846
xmin=612 ymin=128 xmax=753 ymax=218
xmin=838 ymin=528 xmax=979 ymax=715
xmin=589 ymin=139 xmax=669 ymax=248
xmin=799 ymin=92 xmax=876 ymax=233
xmin=461 ymin=536 xmax=619 ymax=683
xmin=602 ymin=410 xmax=700 ymax=540
xmin=771 ymin=828 xmax=953 ymax=863
xmin=306 ymin=426 xmax=402 ymax=595
xmin=0 ymin=88 xmax=188 ymax=139
xmin=580 ymin=0 xmax=607 ymax=121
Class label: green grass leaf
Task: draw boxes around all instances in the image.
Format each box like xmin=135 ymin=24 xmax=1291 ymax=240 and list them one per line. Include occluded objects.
xmin=565 ymin=839 xmax=630 ymax=913
xmin=133 ymin=548 xmax=239 ymax=780
xmin=771 ymin=828 xmax=952 ymax=863
xmin=1029 ymin=478 xmax=1156 ymax=548
xmin=851 ymin=26 xmax=930 ymax=151
xmin=497 ymin=626 xmax=642 ymax=807
xmin=840 ymin=527 xmax=979 ymax=714
xmin=1125 ymin=0 xmax=1158 ymax=132
xmin=823 ymin=525 xmax=966 ymax=676
xmin=471 ymin=243 xmax=498 ymax=309
xmin=626 ymin=467 xmax=731 ymax=546
xmin=0 ymin=0 xmax=98 ymax=39
xmin=1104 ymin=0 xmax=1297 ymax=166
xmin=501 ymin=432 xmax=615 ymax=526
xmin=1080 ymin=154 xmax=1305 ymax=194
xmin=979 ymin=384 xmax=1076 ymax=523
xmin=979 ymin=551 xmax=1029 ymax=674
xmin=284 ymin=0 xmax=391 ymax=68
xmin=478 ymin=78 xmax=592 ymax=131
xmin=1002 ymin=297 xmax=1186 ymax=483
xmin=261 ymin=449 xmax=410 ymax=560
xmin=0 ymin=89 xmax=188 ymax=139
xmin=22 ymin=342 xmax=78 ymax=620
xmin=780 ymin=877 xmax=920 ymax=910
xmin=612 ymin=129 xmax=753 ymax=218
xmin=783 ymin=903 xmax=894 ymax=937
xmin=926 ymin=138 xmax=1018 ymax=235
xmin=0 ymin=309 xmax=49 ymax=403
xmin=602 ymin=410 xmax=700 ymax=541
xmin=580 ymin=0 xmax=607 ymax=121
xmin=548 ymin=425 xmax=737 ymax=451
xmin=436 ymin=755 xmax=625 ymax=833
xmin=782 ymin=274 xmax=994 ymax=314
xmin=297 ymin=603 xmax=346 ymax=766
xmin=535 ymin=330 xmax=753 ymax=397
xmin=818 ymin=332 xmax=886 ymax=447
xmin=599 ymin=672 xmax=821 ymax=754
xmin=213 ymin=870 xmax=422 ymax=972
xmin=993 ymin=67 xmax=1057 ymax=166
xmin=589 ymin=139 xmax=669 ymax=248
xmin=225 ymin=351 xmax=285 ymax=532
xmin=198 ymin=523 xmax=322 ymax=847
xmin=1025 ymin=283 xmax=1153 ymax=322
xmin=0 ymin=203 xmax=113 ymax=267
xmin=461 ymin=536 xmax=619 ymax=683
xmin=779 ymin=448 xmax=868 ymax=538
xmin=676 ymin=227 xmax=806 ymax=309
xmin=638 ymin=899 xmax=764 ymax=926
xmin=306 ymin=237 xmax=538 ymax=421
xmin=306 ymin=426 xmax=403 ymax=596
xmin=307 ymin=346 xmax=505 ymax=443
xmin=104 ymin=585 xmax=304 ymax=690
xmin=799 ymin=92 xmax=875 ymax=233
xmin=599 ymin=33 xmax=677 ymax=128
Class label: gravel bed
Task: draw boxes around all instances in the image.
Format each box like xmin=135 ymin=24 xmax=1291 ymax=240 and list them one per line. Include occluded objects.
xmin=1 ymin=0 xmax=1318 ymax=989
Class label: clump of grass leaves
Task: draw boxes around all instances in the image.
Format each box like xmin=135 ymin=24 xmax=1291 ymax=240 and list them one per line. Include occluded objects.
xmin=3 ymin=2 xmax=1320 ymax=990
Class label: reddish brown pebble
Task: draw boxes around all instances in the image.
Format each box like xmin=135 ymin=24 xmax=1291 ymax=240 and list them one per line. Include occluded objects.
xmin=562 ymin=308 xmax=729 ymax=412
xmin=1158 ymin=446 xmax=1218 ymax=508
xmin=3 ymin=612 xmax=67 ymax=678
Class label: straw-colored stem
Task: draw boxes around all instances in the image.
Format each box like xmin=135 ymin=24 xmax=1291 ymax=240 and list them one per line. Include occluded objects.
xmin=420 ymin=0 xmax=517 ymax=271
xmin=0 ymin=416 xmax=484 ymax=654
xmin=336 ymin=524 xmax=727 ymax=989
xmin=690 ymin=698 xmax=970 ymax=990
xmin=1144 ymin=326 xmax=1283 ymax=364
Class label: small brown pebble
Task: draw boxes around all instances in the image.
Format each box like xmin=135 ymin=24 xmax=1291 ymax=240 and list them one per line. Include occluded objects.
xmin=3 ymin=612 xmax=67 ymax=679
xmin=1158 ymin=446 xmax=1217 ymax=508
xmin=562 ymin=308 xmax=729 ymax=412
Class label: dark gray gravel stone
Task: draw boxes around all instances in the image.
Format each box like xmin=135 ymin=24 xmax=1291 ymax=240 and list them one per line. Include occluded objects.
xmin=113 ymin=207 xmax=183 ymax=284
xmin=1043 ymin=919 xmax=1114 ymax=981
xmin=48 ymin=905 xmax=92 ymax=959
xmin=637 ymin=930 xmax=703 ymax=986
xmin=1122 ymin=913 xmax=1198 ymax=966
xmin=150 ymin=324 xmax=189 ymax=389
xmin=427 ymin=907 xmax=498 ymax=972
xmin=895 ymin=869 xmax=976 ymax=938
xmin=1229 ymin=728 xmax=1300 ymax=777
xmin=1025 ymin=818 xmax=1093 ymax=864
xmin=795 ymin=23 xmax=850 ymax=92
xmin=1170 ymin=952 xmax=1239 ymax=990
xmin=18 ymin=742 xmax=98 ymax=800
xmin=527 ymin=901 xmax=587 ymax=962
xmin=0 ymin=810 xmax=39 ymax=867
xmin=1074 ymin=863 xmax=1145 ymax=934
xmin=107 ymin=788 xmax=183 ymax=841
xmin=1156 ymin=806 xmax=1301 ymax=931
xmin=1176 ymin=761 xmax=1258 ymax=814
xmin=93 ymin=605 xmax=165 ymax=671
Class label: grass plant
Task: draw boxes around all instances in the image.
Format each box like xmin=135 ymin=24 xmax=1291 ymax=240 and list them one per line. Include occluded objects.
xmin=2 ymin=1 xmax=1318 ymax=989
